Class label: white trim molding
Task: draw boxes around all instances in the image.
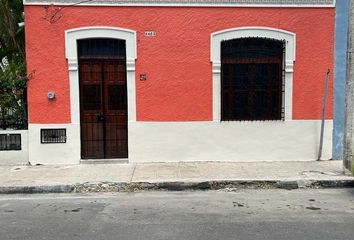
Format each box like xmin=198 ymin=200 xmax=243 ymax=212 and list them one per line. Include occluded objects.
xmin=210 ymin=27 xmax=296 ymax=121
xmin=65 ymin=26 xmax=137 ymax=124
xmin=24 ymin=0 xmax=336 ymax=8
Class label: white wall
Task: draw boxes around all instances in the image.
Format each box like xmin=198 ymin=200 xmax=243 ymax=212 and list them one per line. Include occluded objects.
xmin=28 ymin=124 xmax=80 ymax=165
xmin=0 ymin=130 xmax=29 ymax=165
xmin=129 ymin=120 xmax=333 ymax=162
xmin=28 ymin=120 xmax=332 ymax=164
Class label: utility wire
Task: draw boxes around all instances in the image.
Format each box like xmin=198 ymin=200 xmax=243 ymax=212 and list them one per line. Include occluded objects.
xmin=43 ymin=0 xmax=95 ymax=23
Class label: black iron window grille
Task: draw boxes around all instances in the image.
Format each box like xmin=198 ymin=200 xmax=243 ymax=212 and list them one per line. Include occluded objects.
xmin=40 ymin=129 xmax=67 ymax=144
xmin=0 ymin=134 xmax=21 ymax=151
xmin=78 ymin=38 xmax=126 ymax=60
xmin=221 ymin=37 xmax=285 ymax=121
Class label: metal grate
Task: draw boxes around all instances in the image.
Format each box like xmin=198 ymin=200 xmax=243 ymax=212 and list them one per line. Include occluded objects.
xmin=40 ymin=129 xmax=67 ymax=144
xmin=78 ymin=38 xmax=126 ymax=60
xmin=221 ymin=38 xmax=285 ymax=121
xmin=0 ymin=134 xmax=21 ymax=151
xmin=221 ymin=38 xmax=284 ymax=61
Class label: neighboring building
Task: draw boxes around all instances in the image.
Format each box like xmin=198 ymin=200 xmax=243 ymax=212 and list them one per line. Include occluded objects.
xmin=23 ymin=0 xmax=335 ymax=164
xmin=333 ymin=0 xmax=349 ymax=161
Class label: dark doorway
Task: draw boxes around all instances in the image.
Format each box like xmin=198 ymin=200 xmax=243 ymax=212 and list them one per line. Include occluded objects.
xmin=221 ymin=38 xmax=285 ymax=121
xmin=78 ymin=39 xmax=128 ymax=159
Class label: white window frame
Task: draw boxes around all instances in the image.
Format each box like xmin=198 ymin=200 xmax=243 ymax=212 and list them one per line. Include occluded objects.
xmin=210 ymin=27 xmax=296 ymax=121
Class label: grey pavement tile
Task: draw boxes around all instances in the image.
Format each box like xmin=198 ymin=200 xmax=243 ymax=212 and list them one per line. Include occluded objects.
xmin=177 ymin=164 xmax=201 ymax=178
xmin=0 ymin=160 xmax=352 ymax=188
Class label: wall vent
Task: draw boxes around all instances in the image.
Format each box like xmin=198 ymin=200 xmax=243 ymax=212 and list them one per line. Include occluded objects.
xmin=40 ymin=129 xmax=67 ymax=144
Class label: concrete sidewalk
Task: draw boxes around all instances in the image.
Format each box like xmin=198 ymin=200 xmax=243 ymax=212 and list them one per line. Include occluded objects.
xmin=0 ymin=161 xmax=353 ymax=193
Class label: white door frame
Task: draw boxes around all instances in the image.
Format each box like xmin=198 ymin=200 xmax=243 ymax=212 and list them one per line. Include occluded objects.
xmin=65 ymin=26 xmax=137 ymax=160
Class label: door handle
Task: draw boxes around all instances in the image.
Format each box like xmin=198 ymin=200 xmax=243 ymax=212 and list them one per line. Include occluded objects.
xmin=97 ymin=115 xmax=104 ymax=122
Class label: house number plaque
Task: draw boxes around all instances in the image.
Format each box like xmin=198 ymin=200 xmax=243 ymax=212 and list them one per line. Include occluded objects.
xmin=144 ymin=31 xmax=156 ymax=37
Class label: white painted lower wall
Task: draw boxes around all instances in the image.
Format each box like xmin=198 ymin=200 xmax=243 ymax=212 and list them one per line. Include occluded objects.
xmin=0 ymin=130 xmax=29 ymax=165
xmin=28 ymin=120 xmax=333 ymax=164
xmin=129 ymin=120 xmax=333 ymax=162
xmin=28 ymin=124 xmax=80 ymax=165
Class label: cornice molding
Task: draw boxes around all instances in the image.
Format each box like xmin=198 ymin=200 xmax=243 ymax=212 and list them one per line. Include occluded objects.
xmin=24 ymin=0 xmax=336 ymax=8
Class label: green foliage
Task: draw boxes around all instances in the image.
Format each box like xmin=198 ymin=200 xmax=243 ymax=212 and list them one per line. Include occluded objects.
xmin=0 ymin=0 xmax=25 ymax=57
xmin=0 ymin=58 xmax=27 ymax=104
xmin=0 ymin=0 xmax=27 ymax=129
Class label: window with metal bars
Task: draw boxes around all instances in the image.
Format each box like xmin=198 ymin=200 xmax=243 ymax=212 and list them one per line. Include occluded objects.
xmin=0 ymin=134 xmax=21 ymax=151
xmin=78 ymin=38 xmax=126 ymax=60
xmin=40 ymin=129 xmax=66 ymax=144
xmin=221 ymin=38 xmax=285 ymax=121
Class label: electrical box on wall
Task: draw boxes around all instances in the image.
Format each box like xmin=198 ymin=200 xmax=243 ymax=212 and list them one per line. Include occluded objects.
xmin=47 ymin=91 xmax=56 ymax=100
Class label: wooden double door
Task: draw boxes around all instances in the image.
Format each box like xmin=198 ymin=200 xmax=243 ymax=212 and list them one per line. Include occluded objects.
xmin=79 ymin=59 xmax=128 ymax=159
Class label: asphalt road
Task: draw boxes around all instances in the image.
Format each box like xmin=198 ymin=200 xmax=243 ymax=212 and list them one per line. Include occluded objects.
xmin=0 ymin=189 xmax=353 ymax=240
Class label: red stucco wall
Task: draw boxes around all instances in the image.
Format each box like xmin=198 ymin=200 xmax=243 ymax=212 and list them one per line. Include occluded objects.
xmin=25 ymin=6 xmax=334 ymax=123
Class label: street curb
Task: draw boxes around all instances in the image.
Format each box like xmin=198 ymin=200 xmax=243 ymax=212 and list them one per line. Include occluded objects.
xmin=0 ymin=179 xmax=353 ymax=194
xmin=0 ymin=185 xmax=75 ymax=194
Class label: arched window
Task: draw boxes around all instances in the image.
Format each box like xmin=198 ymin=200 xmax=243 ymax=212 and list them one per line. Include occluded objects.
xmin=221 ymin=38 xmax=285 ymax=121
xmin=211 ymin=27 xmax=295 ymax=122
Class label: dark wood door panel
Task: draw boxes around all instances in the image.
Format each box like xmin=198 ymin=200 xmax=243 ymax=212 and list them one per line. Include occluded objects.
xmin=105 ymin=114 xmax=128 ymax=158
xmin=103 ymin=60 xmax=128 ymax=158
xmin=81 ymin=123 xmax=105 ymax=158
xmin=79 ymin=59 xmax=128 ymax=159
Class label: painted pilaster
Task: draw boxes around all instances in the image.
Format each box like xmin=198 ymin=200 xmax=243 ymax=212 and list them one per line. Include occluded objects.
xmin=333 ymin=0 xmax=350 ymax=160
xmin=212 ymin=62 xmax=221 ymax=122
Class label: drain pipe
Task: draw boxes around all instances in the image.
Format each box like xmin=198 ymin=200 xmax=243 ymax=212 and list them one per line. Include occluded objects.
xmin=317 ymin=69 xmax=331 ymax=161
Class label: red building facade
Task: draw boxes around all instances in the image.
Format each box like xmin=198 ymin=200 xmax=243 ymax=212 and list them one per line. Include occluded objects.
xmin=24 ymin=0 xmax=335 ymax=164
